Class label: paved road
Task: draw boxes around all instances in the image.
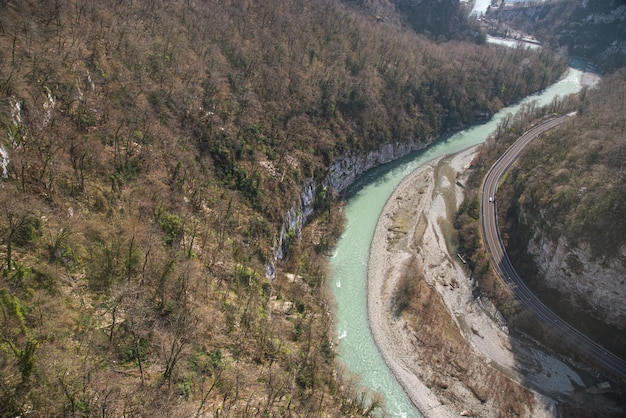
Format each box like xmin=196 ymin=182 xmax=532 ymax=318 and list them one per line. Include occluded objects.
xmin=480 ymin=113 xmax=626 ymax=382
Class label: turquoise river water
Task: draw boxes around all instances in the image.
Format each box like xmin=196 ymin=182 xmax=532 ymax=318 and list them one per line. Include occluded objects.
xmin=328 ymin=67 xmax=588 ymax=417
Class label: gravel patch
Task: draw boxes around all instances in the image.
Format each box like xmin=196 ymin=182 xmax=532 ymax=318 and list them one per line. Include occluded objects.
xmin=368 ymin=146 xmax=583 ymax=417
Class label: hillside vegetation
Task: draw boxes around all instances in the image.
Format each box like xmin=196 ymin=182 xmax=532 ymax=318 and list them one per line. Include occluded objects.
xmin=499 ymin=70 xmax=626 ymax=346
xmin=509 ymin=70 xmax=626 ymax=261
xmin=0 ymin=0 xmax=566 ymax=415
xmin=456 ymin=70 xmax=626 ymax=367
xmin=486 ymin=0 xmax=626 ymax=72
xmin=395 ymin=0 xmax=484 ymax=41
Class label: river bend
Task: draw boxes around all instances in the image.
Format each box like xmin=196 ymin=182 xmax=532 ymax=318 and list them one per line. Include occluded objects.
xmin=328 ymin=67 xmax=588 ymax=417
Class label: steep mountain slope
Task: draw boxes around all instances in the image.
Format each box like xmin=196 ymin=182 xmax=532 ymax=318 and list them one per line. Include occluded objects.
xmin=455 ymin=72 xmax=626 ymax=415
xmin=343 ymin=0 xmax=484 ymax=41
xmin=501 ymin=70 xmax=626 ymax=336
xmin=395 ymin=0 xmax=484 ymax=41
xmin=486 ymin=0 xmax=626 ymax=72
xmin=0 ymin=0 xmax=566 ymax=415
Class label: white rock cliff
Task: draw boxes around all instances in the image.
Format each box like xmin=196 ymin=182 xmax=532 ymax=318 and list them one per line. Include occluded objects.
xmin=526 ymin=229 xmax=626 ymax=330
xmin=267 ymin=138 xmax=431 ymax=278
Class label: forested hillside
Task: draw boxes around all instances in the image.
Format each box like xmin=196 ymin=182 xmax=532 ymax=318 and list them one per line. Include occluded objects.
xmin=486 ymin=0 xmax=626 ymax=72
xmin=0 ymin=0 xmax=566 ymax=415
xmin=499 ymin=70 xmax=626 ymax=348
xmin=509 ymin=70 xmax=626 ymax=263
xmin=343 ymin=0 xmax=483 ymax=41
xmin=456 ymin=70 xmax=626 ymax=364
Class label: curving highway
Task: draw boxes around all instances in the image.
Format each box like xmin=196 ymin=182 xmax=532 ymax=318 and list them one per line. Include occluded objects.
xmin=480 ymin=113 xmax=626 ymax=382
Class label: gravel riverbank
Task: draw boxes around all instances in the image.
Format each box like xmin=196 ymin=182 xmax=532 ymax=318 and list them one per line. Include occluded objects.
xmin=367 ymin=146 xmax=583 ymax=417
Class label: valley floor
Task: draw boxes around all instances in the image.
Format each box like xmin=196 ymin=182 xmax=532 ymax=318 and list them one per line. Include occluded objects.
xmin=368 ymin=146 xmax=584 ymax=417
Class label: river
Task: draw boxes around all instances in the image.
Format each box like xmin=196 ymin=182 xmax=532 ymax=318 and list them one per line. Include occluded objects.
xmin=328 ymin=67 xmax=589 ymax=417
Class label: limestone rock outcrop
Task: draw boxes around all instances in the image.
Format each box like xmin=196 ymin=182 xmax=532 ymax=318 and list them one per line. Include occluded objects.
xmin=522 ymin=211 xmax=626 ymax=330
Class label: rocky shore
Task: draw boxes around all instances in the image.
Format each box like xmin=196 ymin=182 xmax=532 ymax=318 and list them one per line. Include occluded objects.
xmin=367 ymin=146 xmax=584 ymax=417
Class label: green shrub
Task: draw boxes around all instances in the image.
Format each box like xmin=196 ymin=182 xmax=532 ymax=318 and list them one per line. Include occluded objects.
xmin=158 ymin=211 xmax=183 ymax=246
xmin=13 ymin=214 xmax=42 ymax=246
